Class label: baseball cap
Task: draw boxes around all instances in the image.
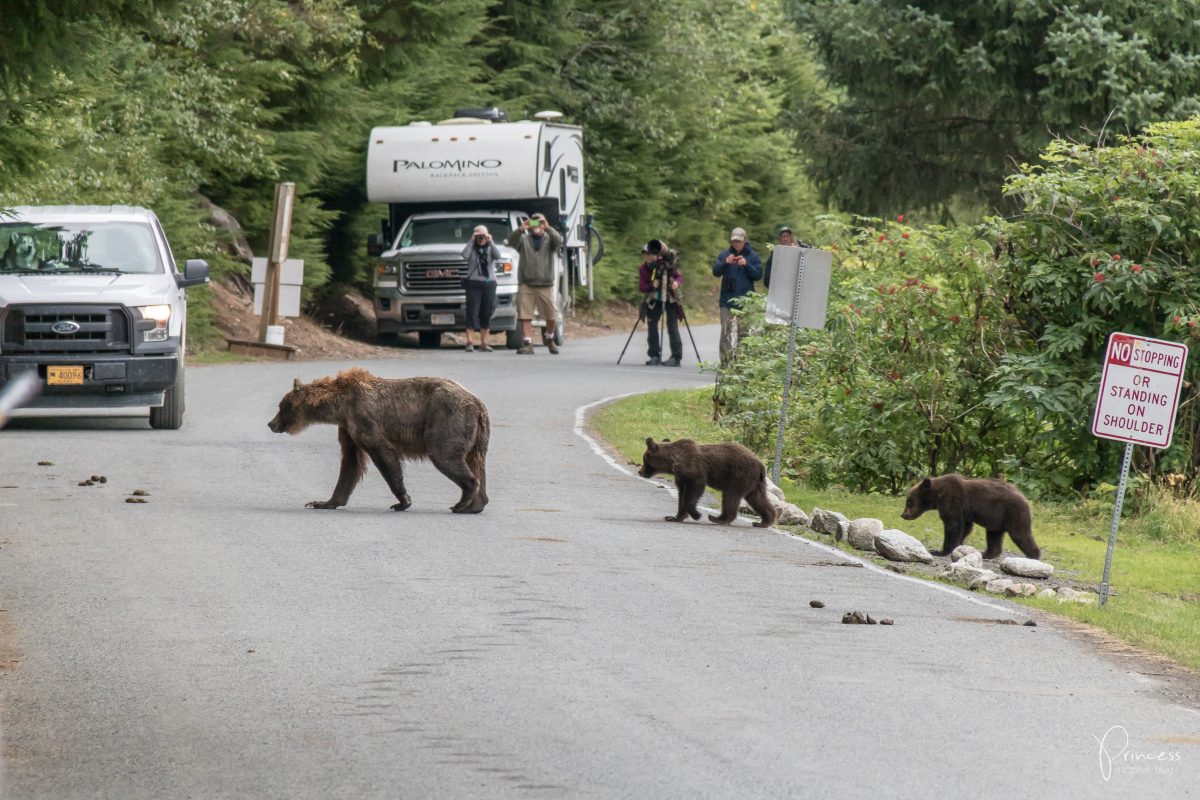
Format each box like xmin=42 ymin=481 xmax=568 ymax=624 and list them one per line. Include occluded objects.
xmin=641 ymin=243 xmax=651 ymax=254
xmin=778 ymin=225 xmax=793 ymax=234
xmin=730 ymin=227 xmax=747 ymax=241
xmin=473 ymin=225 xmax=489 ymax=236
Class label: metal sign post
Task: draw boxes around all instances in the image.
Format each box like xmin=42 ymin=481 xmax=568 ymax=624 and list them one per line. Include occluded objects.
xmin=764 ymin=246 xmax=832 ymax=484
xmin=1090 ymin=332 xmax=1188 ymax=606
xmin=772 ymin=250 xmax=805 ymax=484
xmin=258 ymin=182 xmax=296 ymax=342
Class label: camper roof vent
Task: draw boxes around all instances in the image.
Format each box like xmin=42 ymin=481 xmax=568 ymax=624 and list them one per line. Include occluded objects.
xmin=534 ymin=110 xmax=564 ymax=121
xmin=408 ymin=121 xmax=432 ymax=127
xmin=453 ymin=107 xmax=509 ymax=123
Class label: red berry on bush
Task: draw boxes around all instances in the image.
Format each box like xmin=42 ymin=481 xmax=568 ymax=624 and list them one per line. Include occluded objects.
xmin=1112 ymin=254 xmax=1121 ymax=260
xmin=878 ymin=234 xmax=886 ymax=242
xmin=886 ymin=370 xmax=901 ymax=382
xmin=1173 ymin=315 xmax=1182 ymax=324
xmin=1132 ymin=264 xmax=1143 ymax=273
xmin=897 ymin=214 xmax=904 ymax=223
xmin=1094 ymin=272 xmax=1105 ymax=282
xmin=898 ymin=250 xmax=906 ymax=258
xmin=871 ymin=402 xmax=884 ymax=411
xmin=949 ymin=315 xmax=961 ymax=324
xmin=901 ymin=232 xmax=910 ymax=239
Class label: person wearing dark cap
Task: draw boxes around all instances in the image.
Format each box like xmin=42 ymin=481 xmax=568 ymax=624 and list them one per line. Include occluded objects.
xmin=639 ymin=239 xmax=684 ymax=366
xmin=763 ymin=225 xmax=797 ymax=289
xmin=712 ymin=226 xmax=762 ymax=363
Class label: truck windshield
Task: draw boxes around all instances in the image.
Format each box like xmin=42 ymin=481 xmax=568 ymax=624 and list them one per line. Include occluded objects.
xmin=399 ymin=217 xmax=513 ymax=248
xmin=0 ymin=221 xmax=162 ymax=274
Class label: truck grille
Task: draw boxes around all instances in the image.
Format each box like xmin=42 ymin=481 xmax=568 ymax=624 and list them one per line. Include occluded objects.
xmin=403 ymin=261 xmax=467 ymax=295
xmin=1 ymin=305 xmax=132 ymax=354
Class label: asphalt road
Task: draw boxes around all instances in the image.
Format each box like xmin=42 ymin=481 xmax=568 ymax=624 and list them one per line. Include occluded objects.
xmin=0 ymin=325 xmax=1197 ymax=799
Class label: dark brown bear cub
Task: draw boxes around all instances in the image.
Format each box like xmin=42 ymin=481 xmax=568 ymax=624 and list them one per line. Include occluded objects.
xmin=268 ymin=368 xmax=489 ymax=513
xmin=900 ymin=474 xmax=1039 ymax=560
xmin=638 ymin=438 xmax=777 ymax=528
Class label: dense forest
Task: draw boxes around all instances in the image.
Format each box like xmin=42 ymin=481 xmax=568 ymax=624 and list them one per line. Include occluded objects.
xmin=7 ymin=1 xmax=1200 ymax=490
xmin=0 ymin=0 xmax=824 ymax=346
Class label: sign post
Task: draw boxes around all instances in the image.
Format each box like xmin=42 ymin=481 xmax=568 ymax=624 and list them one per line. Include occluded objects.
xmin=1090 ymin=332 xmax=1188 ymax=605
xmin=258 ymin=182 xmax=296 ymax=343
xmin=764 ymin=245 xmax=832 ymax=484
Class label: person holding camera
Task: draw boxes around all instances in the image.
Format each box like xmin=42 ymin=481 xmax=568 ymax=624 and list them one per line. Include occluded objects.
xmin=712 ymin=226 xmax=763 ymax=363
xmin=639 ymin=239 xmax=684 ymax=367
xmin=506 ymin=212 xmax=563 ymax=354
xmin=461 ymin=224 xmax=501 ymax=352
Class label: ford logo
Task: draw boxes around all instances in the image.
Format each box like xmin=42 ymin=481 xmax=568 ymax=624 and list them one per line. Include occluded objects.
xmin=50 ymin=320 xmax=81 ymax=335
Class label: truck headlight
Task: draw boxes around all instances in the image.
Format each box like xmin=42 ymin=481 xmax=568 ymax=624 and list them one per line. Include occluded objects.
xmin=377 ymin=262 xmax=399 ymax=276
xmin=497 ymin=260 xmax=514 ymax=276
xmin=138 ymin=304 xmax=172 ymax=342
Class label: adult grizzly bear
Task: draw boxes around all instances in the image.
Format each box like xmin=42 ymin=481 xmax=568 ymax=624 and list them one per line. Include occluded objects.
xmin=900 ymin=474 xmax=1039 ymax=559
xmin=268 ymin=368 xmax=489 ymax=513
xmin=638 ymin=437 xmax=777 ymax=528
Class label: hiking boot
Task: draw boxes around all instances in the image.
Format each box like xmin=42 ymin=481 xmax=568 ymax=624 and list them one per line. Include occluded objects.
xmin=463 ymin=343 xmax=474 ymax=352
xmin=480 ymin=343 xmax=493 ymax=352
xmin=661 ymin=357 xmax=681 ymax=367
xmin=517 ymin=342 xmax=534 ymax=355
xmin=645 ymin=357 xmax=662 ymax=366
xmin=543 ymin=334 xmax=560 ymax=354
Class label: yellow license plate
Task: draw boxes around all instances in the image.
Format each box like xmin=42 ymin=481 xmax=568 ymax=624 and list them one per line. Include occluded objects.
xmin=47 ymin=366 xmax=84 ymax=385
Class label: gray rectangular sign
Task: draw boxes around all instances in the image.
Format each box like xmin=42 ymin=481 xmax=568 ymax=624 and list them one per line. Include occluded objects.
xmin=765 ymin=245 xmax=831 ymax=328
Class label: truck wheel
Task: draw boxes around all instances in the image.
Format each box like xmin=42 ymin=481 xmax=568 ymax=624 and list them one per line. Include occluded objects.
xmin=418 ymin=331 xmax=442 ymax=349
xmin=149 ymin=368 xmax=185 ymax=430
xmin=505 ymin=329 xmax=524 ymax=350
xmin=553 ymin=324 xmax=565 ymax=347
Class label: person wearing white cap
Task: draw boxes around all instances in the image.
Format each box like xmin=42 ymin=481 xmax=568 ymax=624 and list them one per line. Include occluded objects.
xmin=460 ymin=225 xmax=501 ymax=351
xmin=712 ymin=226 xmax=763 ymax=363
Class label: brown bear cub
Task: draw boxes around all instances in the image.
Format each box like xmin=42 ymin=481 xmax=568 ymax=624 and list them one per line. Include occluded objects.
xmin=268 ymin=368 xmax=489 ymax=513
xmin=900 ymin=474 xmax=1039 ymax=560
xmin=638 ymin=438 xmax=777 ymax=528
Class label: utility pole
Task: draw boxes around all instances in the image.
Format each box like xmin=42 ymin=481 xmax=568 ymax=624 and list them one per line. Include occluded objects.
xmin=258 ymin=182 xmax=296 ymax=343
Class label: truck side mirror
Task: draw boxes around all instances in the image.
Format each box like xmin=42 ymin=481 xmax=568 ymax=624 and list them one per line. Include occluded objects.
xmin=367 ymin=233 xmax=386 ymax=257
xmin=177 ymin=259 xmax=210 ymax=289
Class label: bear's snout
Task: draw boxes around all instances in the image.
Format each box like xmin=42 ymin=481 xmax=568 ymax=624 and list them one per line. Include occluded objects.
xmin=267 ymin=416 xmax=282 ymax=433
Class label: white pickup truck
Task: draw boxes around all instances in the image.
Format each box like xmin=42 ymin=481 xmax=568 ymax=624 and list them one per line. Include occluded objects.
xmin=365 ymin=108 xmax=601 ymax=349
xmin=0 ymin=205 xmax=209 ymax=428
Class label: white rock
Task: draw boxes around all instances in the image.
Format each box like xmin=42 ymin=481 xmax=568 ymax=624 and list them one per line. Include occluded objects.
xmin=950 ymin=545 xmax=983 ymax=568
xmin=1000 ymin=557 xmax=1054 ymax=579
xmin=967 ymin=570 xmax=1001 ymax=590
xmin=810 ymin=508 xmax=849 ymax=536
xmin=1036 ymin=588 xmax=1057 ymax=599
xmin=835 ymin=520 xmax=850 ymax=541
xmin=942 ymin=562 xmax=985 ymax=584
xmin=873 ymin=529 xmax=934 ymax=563
xmin=1057 ymin=587 xmax=1096 ymax=605
xmin=984 ymin=578 xmax=1015 ymax=594
xmin=846 ymin=518 xmax=883 ymax=552
xmin=776 ymin=503 xmax=809 ymax=526
xmin=1005 ymin=582 xmax=1038 ymax=597
xmin=765 ymin=478 xmax=786 ymax=503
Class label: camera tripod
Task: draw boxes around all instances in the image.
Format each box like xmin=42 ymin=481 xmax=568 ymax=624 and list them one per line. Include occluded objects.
xmin=617 ymin=279 xmax=701 ymax=365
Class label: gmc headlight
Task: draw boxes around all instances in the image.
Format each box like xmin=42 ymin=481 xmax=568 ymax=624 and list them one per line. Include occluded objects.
xmin=497 ymin=260 xmax=514 ymax=276
xmin=377 ymin=262 xmax=399 ymax=276
xmin=138 ymin=304 xmax=171 ymax=342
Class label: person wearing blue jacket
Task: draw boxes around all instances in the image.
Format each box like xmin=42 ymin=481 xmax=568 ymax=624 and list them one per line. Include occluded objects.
xmin=712 ymin=226 xmax=762 ymax=363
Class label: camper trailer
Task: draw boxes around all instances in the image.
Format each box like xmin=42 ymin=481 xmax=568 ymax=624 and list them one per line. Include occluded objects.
xmin=365 ymin=109 xmax=599 ymax=348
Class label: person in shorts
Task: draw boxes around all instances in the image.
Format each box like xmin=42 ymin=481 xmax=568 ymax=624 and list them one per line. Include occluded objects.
xmin=506 ymin=212 xmax=563 ymax=354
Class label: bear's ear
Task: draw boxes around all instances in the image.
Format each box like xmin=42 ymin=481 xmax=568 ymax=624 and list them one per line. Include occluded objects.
xmin=645 ymin=437 xmax=657 ymax=451
xmin=293 ymin=378 xmax=302 ymax=391
xmin=662 ymin=437 xmax=671 ymax=442
xmin=920 ymin=478 xmax=932 ymax=490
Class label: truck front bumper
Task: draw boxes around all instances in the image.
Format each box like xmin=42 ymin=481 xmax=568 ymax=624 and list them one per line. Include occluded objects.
xmin=375 ymin=289 xmax=517 ymax=334
xmin=0 ymin=354 xmax=179 ymax=408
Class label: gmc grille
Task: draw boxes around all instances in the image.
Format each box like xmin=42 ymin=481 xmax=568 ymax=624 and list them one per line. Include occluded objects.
xmin=2 ymin=305 xmax=132 ymax=354
xmin=403 ymin=261 xmax=467 ymax=295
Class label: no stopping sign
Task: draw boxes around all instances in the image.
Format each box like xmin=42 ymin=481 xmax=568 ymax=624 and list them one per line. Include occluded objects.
xmin=1091 ymin=332 xmax=1188 ymax=449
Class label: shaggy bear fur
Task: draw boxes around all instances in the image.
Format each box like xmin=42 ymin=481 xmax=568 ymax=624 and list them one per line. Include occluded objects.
xmin=638 ymin=437 xmax=777 ymax=528
xmin=900 ymin=474 xmax=1039 ymax=559
xmin=268 ymin=368 xmax=489 ymax=513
